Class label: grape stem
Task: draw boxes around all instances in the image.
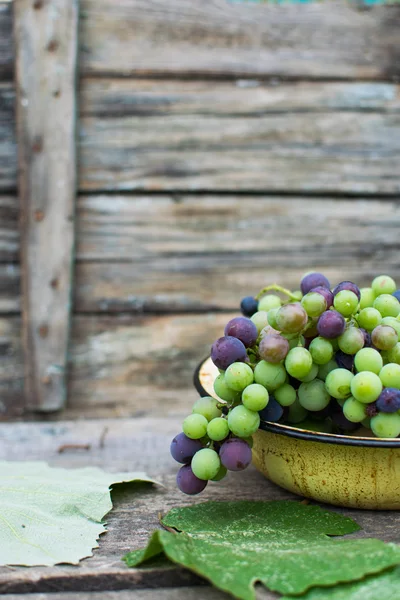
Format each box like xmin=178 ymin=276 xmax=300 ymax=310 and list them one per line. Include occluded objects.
xmin=256 ymin=284 xmax=299 ymax=302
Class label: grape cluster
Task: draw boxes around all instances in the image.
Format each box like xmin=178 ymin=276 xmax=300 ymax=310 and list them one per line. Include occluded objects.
xmin=171 ymin=273 xmax=400 ymax=495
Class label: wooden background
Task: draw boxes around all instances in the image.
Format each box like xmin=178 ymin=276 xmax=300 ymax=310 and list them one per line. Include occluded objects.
xmin=1 ymin=0 xmax=400 ymax=420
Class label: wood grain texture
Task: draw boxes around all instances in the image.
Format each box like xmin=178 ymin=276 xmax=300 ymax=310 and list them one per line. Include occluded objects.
xmin=80 ymin=79 xmax=400 ymax=117
xmin=2 ymin=80 xmax=400 ymax=194
xmin=0 ymin=3 xmax=13 ymax=79
xmin=14 ymin=0 xmax=79 ymax=411
xmin=0 ymin=417 xmax=398 ymax=594
xmin=2 ymin=195 xmax=400 ymax=315
xmin=78 ymin=0 xmax=400 ymax=80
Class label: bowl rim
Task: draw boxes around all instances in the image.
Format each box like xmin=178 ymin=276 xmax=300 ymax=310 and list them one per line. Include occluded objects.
xmin=194 ymin=357 xmax=400 ymax=449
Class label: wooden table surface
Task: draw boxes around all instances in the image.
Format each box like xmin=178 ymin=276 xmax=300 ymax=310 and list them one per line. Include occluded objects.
xmin=0 ymin=417 xmax=399 ymax=600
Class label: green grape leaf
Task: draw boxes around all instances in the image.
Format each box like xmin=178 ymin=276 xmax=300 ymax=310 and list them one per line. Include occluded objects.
xmin=0 ymin=461 xmax=156 ymax=566
xmin=283 ymin=566 xmax=400 ymax=600
xmin=123 ymin=501 xmax=400 ymax=600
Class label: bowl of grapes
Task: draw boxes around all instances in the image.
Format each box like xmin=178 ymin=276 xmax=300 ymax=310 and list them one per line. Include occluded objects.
xmin=170 ymin=272 xmax=400 ymax=509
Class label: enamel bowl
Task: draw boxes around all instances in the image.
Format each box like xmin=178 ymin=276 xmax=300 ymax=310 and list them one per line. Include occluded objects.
xmin=194 ymin=357 xmax=400 ymax=510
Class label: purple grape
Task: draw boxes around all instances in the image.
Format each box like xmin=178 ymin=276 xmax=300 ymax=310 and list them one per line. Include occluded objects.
xmin=392 ymin=289 xmax=400 ymax=302
xmin=335 ymin=351 xmax=354 ymax=372
xmin=259 ymin=334 xmax=290 ymax=364
xmin=259 ymin=396 xmax=284 ymax=422
xmin=220 ymin=438 xmax=252 ymax=471
xmin=301 ymin=272 xmax=330 ymax=295
xmin=170 ymin=433 xmax=203 ymax=464
xmin=317 ymin=310 xmax=346 ymax=339
xmin=332 ymin=281 xmax=361 ymax=301
xmin=366 ymin=402 xmax=378 ymax=417
xmin=376 ymin=388 xmax=400 ymax=413
xmin=240 ymin=296 xmax=259 ymax=317
xmin=211 ymin=336 xmax=247 ymax=370
xmin=176 ymin=464 xmax=208 ymax=495
xmin=360 ymin=328 xmax=372 ymax=348
xmin=224 ymin=317 xmax=258 ymax=348
xmin=310 ymin=286 xmax=334 ymax=309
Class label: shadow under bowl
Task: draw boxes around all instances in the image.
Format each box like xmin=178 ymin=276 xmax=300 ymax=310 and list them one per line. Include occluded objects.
xmin=194 ymin=357 xmax=400 ymax=510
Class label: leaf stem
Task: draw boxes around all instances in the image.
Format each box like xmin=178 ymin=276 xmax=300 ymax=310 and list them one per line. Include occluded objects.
xmin=256 ymin=284 xmax=299 ymax=302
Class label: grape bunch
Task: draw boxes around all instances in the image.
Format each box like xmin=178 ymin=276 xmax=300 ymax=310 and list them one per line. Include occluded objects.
xmin=171 ymin=272 xmax=400 ymax=495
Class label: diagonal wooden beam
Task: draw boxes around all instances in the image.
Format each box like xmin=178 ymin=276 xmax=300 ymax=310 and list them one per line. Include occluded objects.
xmin=14 ymin=0 xmax=79 ymax=412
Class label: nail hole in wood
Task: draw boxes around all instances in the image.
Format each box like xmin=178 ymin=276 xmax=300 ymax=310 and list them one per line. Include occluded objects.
xmin=50 ymin=278 xmax=59 ymax=289
xmin=34 ymin=210 xmax=45 ymax=222
xmin=47 ymin=39 xmax=59 ymax=52
xmin=41 ymin=375 xmax=51 ymax=385
xmin=53 ymin=89 xmax=61 ymax=98
xmin=33 ymin=0 xmax=43 ymax=9
xmin=32 ymin=136 xmax=43 ymax=153
xmin=38 ymin=324 xmax=49 ymax=338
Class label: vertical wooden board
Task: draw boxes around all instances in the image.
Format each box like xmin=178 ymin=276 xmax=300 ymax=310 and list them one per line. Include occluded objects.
xmin=14 ymin=0 xmax=79 ymax=412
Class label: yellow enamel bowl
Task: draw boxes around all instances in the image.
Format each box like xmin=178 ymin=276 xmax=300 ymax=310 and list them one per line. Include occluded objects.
xmin=194 ymin=357 xmax=400 ymax=510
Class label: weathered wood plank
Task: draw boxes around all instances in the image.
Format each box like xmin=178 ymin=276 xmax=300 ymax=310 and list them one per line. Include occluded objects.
xmin=0 ymin=83 xmax=17 ymax=191
xmin=78 ymin=110 xmax=400 ymax=193
xmin=0 ymin=418 xmax=398 ymax=594
xmin=2 ymin=195 xmax=400 ymax=314
xmin=0 ymin=3 xmax=13 ymax=79
xmin=14 ymin=0 xmax=79 ymax=412
xmin=0 ymin=314 xmax=232 ymax=419
xmin=0 ymin=195 xmax=18 ymax=262
xmin=2 ymin=80 xmax=400 ymax=194
xmin=78 ymin=0 xmax=400 ymax=80
xmin=80 ymin=79 xmax=400 ymax=117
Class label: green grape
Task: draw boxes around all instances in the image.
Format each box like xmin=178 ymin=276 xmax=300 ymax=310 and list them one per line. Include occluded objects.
xmin=301 ymin=292 xmax=326 ymax=317
xmin=228 ymin=405 xmax=260 ymax=437
xmin=191 ymin=448 xmax=221 ymax=480
xmin=309 ymin=337 xmax=333 ymax=365
xmin=350 ymin=372 xmax=383 ymax=404
xmin=387 ymin=342 xmax=400 ymax=364
xmin=359 ymin=287 xmax=376 ymax=310
xmin=274 ymin=383 xmax=297 ymax=407
xmin=242 ymin=383 xmax=269 ymax=411
xmin=381 ymin=317 xmax=400 ymax=339
xmin=288 ymin=335 xmax=304 ymax=350
xmin=258 ymin=294 xmax=282 ymax=312
xmin=225 ymin=362 xmax=254 ymax=391
xmin=213 ymin=373 xmax=241 ymax=402
xmin=373 ymin=294 xmax=400 ymax=318
xmin=371 ymin=325 xmax=398 ymax=351
xmin=267 ymin=308 xmax=280 ymax=329
xmin=337 ymin=327 xmax=365 ymax=355
xmin=254 ymin=360 xmax=286 ymax=391
xmin=193 ymin=396 xmax=222 ymax=421
xmin=357 ymin=307 xmax=382 ymax=331
xmin=354 ymin=348 xmax=383 ymax=375
xmin=207 ymin=417 xmax=229 ymax=441
xmin=276 ymin=303 xmax=308 ymax=334
xmin=298 ymin=379 xmax=330 ymax=411
xmin=317 ymin=358 xmax=338 ymax=381
xmin=285 ymin=347 xmax=313 ymax=379
xmin=241 ymin=436 xmax=254 ymax=448
xmin=325 ymin=368 xmax=354 ymax=400
xmin=370 ymin=413 xmax=400 ymax=438
xmin=287 ymin=397 xmax=308 ymax=423
xmin=250 ymin=311 xmax=269 ymax=333
xmin=211 ymin=464 xmax=228 ymax=482
xmin=372 ymin=275 xmax=397 ymax=297
xmin=333 ymin=290 xmax=359 ymax=317
xmin=336 ymin=397 xmax=346 ymax=407
xmin=297 ymin=362 xmax=319 ymax=382
xmin=343 ymin=396 xmax=366 ymax=423
xmin=379 ymin=363 xmax=400 ymax=389
xmin=292 ymin=290 xmax=303 ymax=301
xmin=183 ymin=413 xmax=209 ymax=439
